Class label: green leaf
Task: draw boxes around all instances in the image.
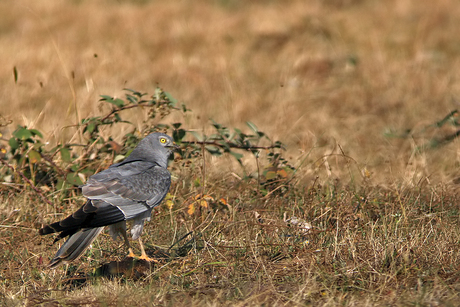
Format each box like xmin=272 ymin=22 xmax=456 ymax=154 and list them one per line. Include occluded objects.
xmin=100 ymin=95 xmax=124 ymax=107
xmin=209 ymin=133 xmax=220 ymax=141
xmin=125 ymin=148 xmax=134 ymax=157
xmin=18 ymin=154 xmax=26 ymax=166
xmin=100 ymin=95 xmax=112 ymax=101
xmin=265 ymin=170 xmax=277 ymax=180
xmin=189 ymin=131 xmax=203 ymax=142
xmin=273 ymin=141 xmax=285 ymax=150
xmin=246 ymin=121 xmax=258 ymax=134
xmin=110 ymin=98 xmax=125 ymax=108
xmin=230 ymin=151 xmax=243 ymax=162
xmin=218 ymin=140 xmax=230 ymax=152
xmin=32 ymin=142 xmax=43 ymax=150
xmin=86 ymin=122 xmax=97 ymax=134
xmin=227 ymin=131 xmax=237 ymax=142
xmin=181 ymin=103 xmax=190 ymax=113
xmin=205 ymin=145 xmax=222 ymax=156
xmin=114 ymin=113 xmax=122 ymax=122
xmin=126 ymin=94 xmax=138 ymax=104
xmin=173 ymin=129 xmax=186 ymax=142
xmin=60 ymin=147 xmax=71 ymax=162
xmin=28 ymin=150 xmax=41 ymax=164
xmin=123 ymin=88 xmax=145 ymax=98
xmin=211 ymin=120 xmax=222 ymax=130
xmin=29 ymin=129 xmax=43 ymax=138
xmin=259 ymin=188 xmax=268 ymax=196
xmin=13 ymin=66 xmax=18 ymax=84
xmin=251 ymin=149 xmax=260 ymax=157
xmin=66 ymin=173 xmax=84 ymax=186
xmin=56 ymin=179 xmax=68 ymax=191
xmin=164 ymin=91 xmax=178 ymax=106
xmin=13 ymin=127 xmax=32 ymax=140
xmin=8 ymin=138 xmax=19 ymax=150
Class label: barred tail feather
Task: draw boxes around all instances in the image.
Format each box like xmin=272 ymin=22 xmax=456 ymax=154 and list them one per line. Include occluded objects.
xmin=48 ymin=227 xmax=104 ymax=268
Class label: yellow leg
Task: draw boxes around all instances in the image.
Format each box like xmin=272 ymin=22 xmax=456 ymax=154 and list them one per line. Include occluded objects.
xmin=121 ymin=231 xmax=136 ymax=258
xmin=137 ymin=237 xmax=155 ymax=262
xmin=127 ymin=248 xmax=136 ymax=258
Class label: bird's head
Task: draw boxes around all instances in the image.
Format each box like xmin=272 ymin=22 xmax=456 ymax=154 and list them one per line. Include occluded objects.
xmin=155 ymin=133 xmax=180 ymax=155
xmin=127 ymin=132 xmax=179 ymax=168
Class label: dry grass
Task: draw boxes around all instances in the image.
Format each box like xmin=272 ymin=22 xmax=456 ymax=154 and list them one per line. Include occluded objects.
xmin=2 ymin=0 xmax=460 ymax=305
xmin=3 ymin=178 xmax=460 ymax=306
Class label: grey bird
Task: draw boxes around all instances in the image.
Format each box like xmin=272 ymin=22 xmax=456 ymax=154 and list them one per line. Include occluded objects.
xmin=39 ymin=132 xmax=177 ymax=268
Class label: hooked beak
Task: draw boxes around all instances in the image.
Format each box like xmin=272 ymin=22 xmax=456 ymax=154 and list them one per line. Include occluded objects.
xmin=168 ymin=143 xmax=180 ymax=151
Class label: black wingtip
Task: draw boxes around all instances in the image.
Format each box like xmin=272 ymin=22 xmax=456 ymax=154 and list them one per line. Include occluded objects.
xmin=39 ymin=225 xmax=54 ymax=235
xmin=39 ymin=223 xmax=80 ymax=245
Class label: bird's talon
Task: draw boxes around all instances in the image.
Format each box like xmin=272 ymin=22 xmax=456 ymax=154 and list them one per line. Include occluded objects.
xmin=138 ymin=254 xmax=157 ymax=262
xmin=127 ymin=248 xmax=137 ymax=258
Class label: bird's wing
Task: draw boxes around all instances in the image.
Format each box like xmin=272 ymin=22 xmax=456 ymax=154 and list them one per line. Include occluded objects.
xmin=40 ymin=160 xmax=171 ymax=239
xmin=81 ymin=160 xmax=171 ymax=220
xmin=39 ymin=199 xmax=126 ymax=238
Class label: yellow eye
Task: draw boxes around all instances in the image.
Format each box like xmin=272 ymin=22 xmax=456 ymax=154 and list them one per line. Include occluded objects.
xmin=159 ymin=137 xmax=167 ymax=144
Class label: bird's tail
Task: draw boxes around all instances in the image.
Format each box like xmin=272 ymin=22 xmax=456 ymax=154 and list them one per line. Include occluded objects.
xmin=48 ymin=227 xmax=104 ymax=268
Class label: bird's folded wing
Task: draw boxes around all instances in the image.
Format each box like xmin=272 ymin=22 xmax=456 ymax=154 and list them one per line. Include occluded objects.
xmin=81 ymin=160 xmax=171 ymax=218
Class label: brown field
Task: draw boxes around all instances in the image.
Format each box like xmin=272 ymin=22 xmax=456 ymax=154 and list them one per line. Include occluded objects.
xmin=2 ymin=0 xmax=460 ymax=306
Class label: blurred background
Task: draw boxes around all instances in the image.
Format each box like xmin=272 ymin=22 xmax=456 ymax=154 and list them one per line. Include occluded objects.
xmin=2 ymin=0 xmax=460 ymax=185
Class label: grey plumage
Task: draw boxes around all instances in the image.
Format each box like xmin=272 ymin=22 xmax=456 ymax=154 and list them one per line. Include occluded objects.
xmin=39 ymin=132 xmax=177 ymax=268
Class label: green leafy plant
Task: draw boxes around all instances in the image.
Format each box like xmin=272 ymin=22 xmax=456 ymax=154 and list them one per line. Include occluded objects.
xmin=0 ymin=87 xmax=293 ymax=202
